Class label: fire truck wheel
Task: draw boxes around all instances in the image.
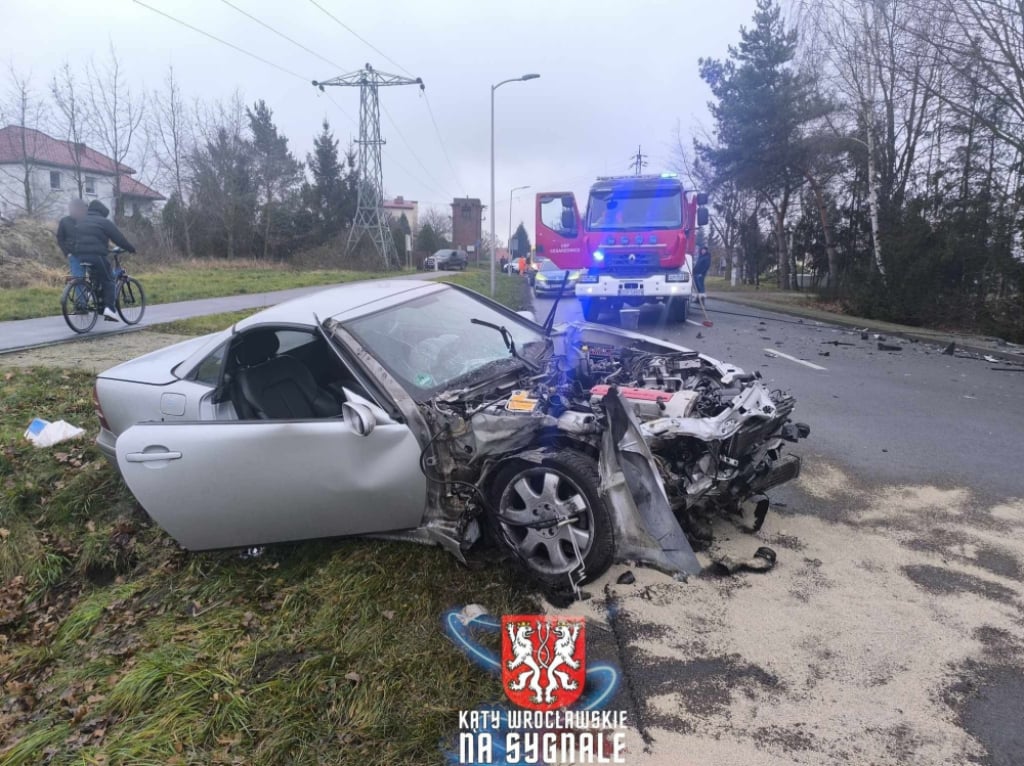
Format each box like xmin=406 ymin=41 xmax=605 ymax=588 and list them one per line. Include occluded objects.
xmin=667 ymin=296 xmax=688 ymax=323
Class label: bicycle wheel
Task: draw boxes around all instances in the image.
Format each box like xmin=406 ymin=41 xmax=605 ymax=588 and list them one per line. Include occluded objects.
xmin=61 ymin=280 xmax=99 ymax=334
xmin=116 ymin=277 xmax=146 ymax=325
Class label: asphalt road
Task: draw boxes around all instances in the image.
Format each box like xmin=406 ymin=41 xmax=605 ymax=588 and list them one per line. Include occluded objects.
xmin=534 ymin=292 xmax=1024 ymax=501
xmin=534 ymin=289 xmax=1024 ymax=765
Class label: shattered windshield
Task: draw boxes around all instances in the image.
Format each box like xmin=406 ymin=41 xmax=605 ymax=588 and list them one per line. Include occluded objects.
xmin=586 ymin=188 xmax=683 ymax=230
xmin=345 ymin=287 xmax=546 ymax=396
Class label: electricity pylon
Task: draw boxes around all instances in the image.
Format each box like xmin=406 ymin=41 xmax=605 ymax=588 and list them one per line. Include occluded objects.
xmin=314 ymin=64 xmax=423 ymax=268
xmin=631 ymin=145 xmax=648 ymax=176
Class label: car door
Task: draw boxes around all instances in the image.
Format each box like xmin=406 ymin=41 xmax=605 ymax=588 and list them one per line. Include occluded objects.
xmin=114 ymin=406 xmax=427 ymax=550
xmin=536 ymin=192 xmax=586 ymax=268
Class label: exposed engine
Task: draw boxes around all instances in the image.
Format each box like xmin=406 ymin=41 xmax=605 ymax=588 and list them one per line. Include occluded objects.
xmin=420 ymin=324 xmax=809 ymax=575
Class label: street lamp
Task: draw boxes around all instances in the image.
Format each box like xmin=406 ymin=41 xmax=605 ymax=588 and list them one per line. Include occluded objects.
xmin=491 ymin=73 xmax=540 ymax=296
xmin=508 ymin=184 xmax=530 ymax=265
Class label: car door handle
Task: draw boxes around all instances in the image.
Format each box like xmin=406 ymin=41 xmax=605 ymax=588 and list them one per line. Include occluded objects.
xmin=125 ymin=451 xmax=182 ymax=463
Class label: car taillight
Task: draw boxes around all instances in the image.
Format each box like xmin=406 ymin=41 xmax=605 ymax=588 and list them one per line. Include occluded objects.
xmin=93 ymin=382 xmax=110 ymax=430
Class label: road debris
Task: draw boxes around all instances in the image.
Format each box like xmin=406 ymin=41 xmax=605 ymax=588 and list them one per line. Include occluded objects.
xmin=706 ymin=546 xmax=778 ymax=576
xmin=878 ymin=342 xmax=903 ymax=352
xmin=616 ymin=570 xmax=636 ymax=585
xmin=943 ymin=342 xmax=956 ymax=355
xmin=23 ymin=418 xmax=85 ymax=448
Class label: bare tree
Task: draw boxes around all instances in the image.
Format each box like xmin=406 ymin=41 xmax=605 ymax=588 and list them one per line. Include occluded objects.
xmin=419 ymin=207 xmax=452 ymax=243
xmin=798 ymin=0 xmax=943 ymax=283
xmin=0 ymin=66 xmax=54 ymax=218
xmin=924 ymin=0 xmax=1024 ymax=156
xmin=88 ymin=43 xmax=144 ymax=221
xmin=148 ymin=67 xmax=194 ymax=254
xmin=50 ymin=61 xmax=92 ymax=199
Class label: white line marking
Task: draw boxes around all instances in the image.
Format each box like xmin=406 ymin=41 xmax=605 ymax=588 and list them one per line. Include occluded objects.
xmin=763 ymin=348 xmax=828 ymax=371
xmin=686 ymin=320 xmax=704 ymax=327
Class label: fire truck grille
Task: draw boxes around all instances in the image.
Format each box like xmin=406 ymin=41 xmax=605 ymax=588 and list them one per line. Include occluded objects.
xmin=605 ymin=252 xmax=660 ymax=272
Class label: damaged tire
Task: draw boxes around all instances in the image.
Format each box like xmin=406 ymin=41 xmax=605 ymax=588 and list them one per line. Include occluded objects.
xmin=488 ymin=451 xmax=614 ymax=584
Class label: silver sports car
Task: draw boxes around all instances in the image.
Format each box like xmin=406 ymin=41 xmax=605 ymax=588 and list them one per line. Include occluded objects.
xmin=95 ymin=280 xmax=808 ymax=590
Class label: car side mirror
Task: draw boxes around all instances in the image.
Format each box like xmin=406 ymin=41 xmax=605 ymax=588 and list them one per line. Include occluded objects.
xmin=697 ymin=206 xmax=709 ymax=226
xmin=342 ymin=402 xmax=376 ymax=436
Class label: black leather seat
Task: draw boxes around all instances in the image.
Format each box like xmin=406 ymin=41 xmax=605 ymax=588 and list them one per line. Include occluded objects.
xmin=232 ymin=331 xmax=343 ymax=420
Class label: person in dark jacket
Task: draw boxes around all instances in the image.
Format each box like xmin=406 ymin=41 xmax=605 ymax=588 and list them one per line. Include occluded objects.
xmin=75 ymin=199 xmax=136 ymax=321
xmin=56 ymin=198 xmax=88 ymax=279
xmin=693 ymin=245 xmax=712 ymax=298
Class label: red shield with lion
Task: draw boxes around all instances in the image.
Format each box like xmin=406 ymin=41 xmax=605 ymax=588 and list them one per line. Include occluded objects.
xmin=501 ymin=615 xmax=586 ymax=710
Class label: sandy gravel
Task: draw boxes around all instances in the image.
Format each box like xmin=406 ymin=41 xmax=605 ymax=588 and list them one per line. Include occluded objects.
xmin=548 ymin=460 xmax=1024 ymax=765
xmin=0 ymin=331 xmax=191 ymax=372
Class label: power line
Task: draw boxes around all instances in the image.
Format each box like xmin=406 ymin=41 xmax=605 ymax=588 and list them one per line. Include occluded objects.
xmin=421 ymin=93 xmax=466 ymax=196
xmin=217 ymin=0 xmax=344 ymax=71
xmin=306 ymin=0 xmax=413 ymax=76
xmin=380 ymin=101 xmax=454 ymax=199
xmin=133 ymin=0 xmax=308 ymax=82
xmin=322 ymin=92 xmax=358 ymax=129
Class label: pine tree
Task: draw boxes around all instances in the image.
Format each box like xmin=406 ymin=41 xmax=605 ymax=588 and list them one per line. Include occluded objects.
xmin=248 ymin=100 xmax=303 ymax=259
xmin=698 ymin=0 xmax=818 ymax=288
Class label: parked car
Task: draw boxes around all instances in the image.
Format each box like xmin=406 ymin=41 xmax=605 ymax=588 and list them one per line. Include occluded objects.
xmin=532 ymin=260 xmax=580 ymax=296
xmin=422 ymin=248 xmax=468 ymax=270
xmin=94 ymin=280 xmax=808 ymax=586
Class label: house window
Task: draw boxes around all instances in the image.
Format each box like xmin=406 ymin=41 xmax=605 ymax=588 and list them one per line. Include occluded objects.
xmin=85 ymin=176 xmax=97 ymax=195
xmin=49 ymin=171 xmax=62 ymax=190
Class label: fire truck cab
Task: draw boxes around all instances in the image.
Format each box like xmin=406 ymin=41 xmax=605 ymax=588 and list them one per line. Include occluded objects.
xmin=535 ymin=175 xmax=708 ymax=323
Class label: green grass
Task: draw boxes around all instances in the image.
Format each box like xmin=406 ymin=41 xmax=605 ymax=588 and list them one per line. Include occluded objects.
xmin=439 ymin=270 xmax=533 ymax=312
xmin=149 ymin=309 xmax=261 ymax=337
xmin=0 ymin=264 xmax=415 ymax=322
xmin=0 ymin=366 xmax=535 ymax=762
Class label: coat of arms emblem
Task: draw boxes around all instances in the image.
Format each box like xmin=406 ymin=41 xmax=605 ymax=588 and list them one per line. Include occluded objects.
xmin=501 ymin=615 xmax=586 ymax=710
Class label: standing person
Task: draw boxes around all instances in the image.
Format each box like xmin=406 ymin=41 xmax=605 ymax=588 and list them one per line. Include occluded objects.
xmin=693 ymin=246 xmax=712 ymax=303
xmin=74 ymin=200 xmax=136 ymax=322
xmin=56 ymin=198 xmax=88 ymax=279
xmin=517 ymin=255 xmax=527 ymax=276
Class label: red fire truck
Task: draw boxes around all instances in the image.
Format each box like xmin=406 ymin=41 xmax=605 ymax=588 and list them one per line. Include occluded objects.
xmin=535 ymin=174 xmax=708 ymax=323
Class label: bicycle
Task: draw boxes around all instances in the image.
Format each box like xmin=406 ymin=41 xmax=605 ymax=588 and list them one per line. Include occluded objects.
xmin=60 ymin=248 xmax=147 ymax=334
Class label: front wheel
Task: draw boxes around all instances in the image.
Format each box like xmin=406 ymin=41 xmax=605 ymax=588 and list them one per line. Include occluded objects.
xmin=61 ymin=280 xmax=99 ymax=334
xmin=667 ymin=296 xmax=688 ymax=323
xmin=488 ymin=452 xmax=614 ymax=583
xmin=580 ymin=298 xmax=602 ymax=323
xmin=116 ymin=277 xmax=146 ymax=325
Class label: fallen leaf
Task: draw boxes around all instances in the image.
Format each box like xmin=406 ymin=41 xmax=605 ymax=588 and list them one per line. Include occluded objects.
xmin=85 ymin=521 xmax=96 ymax=533
xmin=0 ymin=528 xmax=9 ymax=541
xmin=382 ymin=610 xmax=395 ymax=620
xmin=344 ymin=672 xmax=362 ymax=684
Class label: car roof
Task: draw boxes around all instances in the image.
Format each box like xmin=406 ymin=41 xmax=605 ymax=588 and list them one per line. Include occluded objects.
xmin=234 ymin=279 xmax=448 ymax=330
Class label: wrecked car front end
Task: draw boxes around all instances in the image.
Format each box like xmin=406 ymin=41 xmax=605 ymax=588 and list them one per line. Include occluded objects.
xmin=403 ymin=320 xmax=810 ymax=586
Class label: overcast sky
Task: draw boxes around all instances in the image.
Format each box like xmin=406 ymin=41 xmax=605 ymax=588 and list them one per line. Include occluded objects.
xmin=6 ymin=0 xmax=758 ymax=238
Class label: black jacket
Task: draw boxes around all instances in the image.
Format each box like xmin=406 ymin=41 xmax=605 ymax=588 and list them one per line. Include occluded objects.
xmin=56 ymin=216 xmax=77 ymax=256
xmin=74 ymin=200 xmax=135 ymax=258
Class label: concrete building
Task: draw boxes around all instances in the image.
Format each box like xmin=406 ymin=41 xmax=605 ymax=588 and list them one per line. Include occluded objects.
xmin=0 ymin=125 xmax=164 ymax=221
xmin=451 ymin=197 xmax=482 ymax=251
xmin=382 ymin=195 xmax=418 ymax=233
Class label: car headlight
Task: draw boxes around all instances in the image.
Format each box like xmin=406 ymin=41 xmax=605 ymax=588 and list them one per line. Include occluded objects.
xmin=666 ymin=271 xmax=690 ymax=283
xmin=535 ymin=274 xmax=547 ymax=283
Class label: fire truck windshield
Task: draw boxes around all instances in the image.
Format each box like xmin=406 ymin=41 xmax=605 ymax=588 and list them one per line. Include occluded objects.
xmin=587 ymin=188 xmax=683 ymax=231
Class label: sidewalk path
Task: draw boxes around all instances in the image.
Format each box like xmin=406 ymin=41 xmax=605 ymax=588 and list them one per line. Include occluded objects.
xmin=0 ymin=272 xmax=443 ymax=354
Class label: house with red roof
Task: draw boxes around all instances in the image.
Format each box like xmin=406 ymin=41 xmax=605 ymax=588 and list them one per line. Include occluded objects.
xmin=0 ymin=125 xmax=165 ymax=221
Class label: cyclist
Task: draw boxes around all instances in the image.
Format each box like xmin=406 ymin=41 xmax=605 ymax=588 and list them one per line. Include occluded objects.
xmin=56 ymin=198 xmax=87 ymax=279
xmin=74 ymin=200 xmax=136 ymax=322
